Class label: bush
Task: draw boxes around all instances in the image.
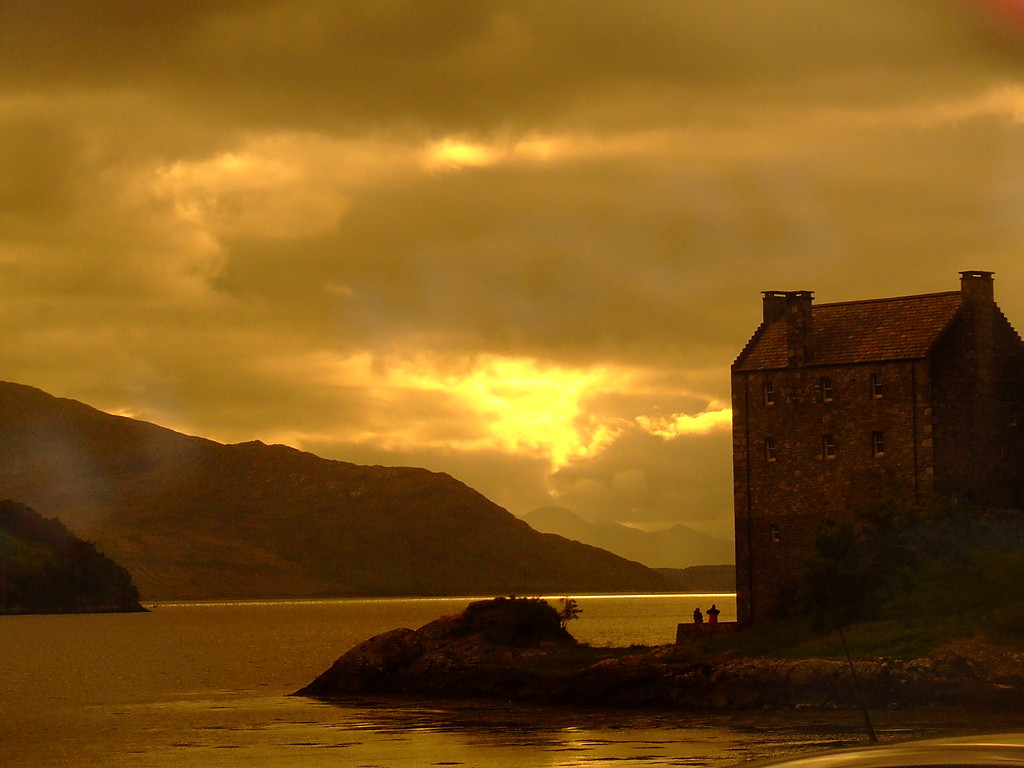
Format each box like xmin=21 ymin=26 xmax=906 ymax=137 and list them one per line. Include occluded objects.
xmin=796 ymin=497 xmax=1024 ymax=639
xmin=461 ymin=596 xmax=575 ymax=647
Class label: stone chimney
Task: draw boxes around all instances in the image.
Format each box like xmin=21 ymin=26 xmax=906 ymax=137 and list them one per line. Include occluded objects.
xmin=960 ymin=270 xmax=994 ymax=305
xmin=957 ymin=270 xmax=998 ymax=496
xmin=784 ymin=290 xmax=814 ymax=367
xmin=762 ymin=289 xmax=814 ymax=366
xmin=761 ymin=291 xmax=789 ymax=325
xmin=959 ymin=269 xmax=995 ymax=378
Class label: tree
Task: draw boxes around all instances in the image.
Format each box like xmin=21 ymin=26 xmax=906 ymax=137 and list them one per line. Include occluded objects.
xmin=558 ymin=597 xmax=582 ymax=629
xmin=797 ymin=499 xmax=918 ymax=632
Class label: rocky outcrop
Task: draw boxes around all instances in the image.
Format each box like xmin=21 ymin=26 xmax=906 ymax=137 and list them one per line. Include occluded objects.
xmin=298 ymin=600 xmax=1024 ymax=710
xmin=299 ymin=596 xmax=577 ymax=698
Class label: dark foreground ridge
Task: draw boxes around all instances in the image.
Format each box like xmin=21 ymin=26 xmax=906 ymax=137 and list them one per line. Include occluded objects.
xmin=0 ymin=500 xmax=145 ymax=615
xmin=298 ymin=598 xmax=1024 ymax=710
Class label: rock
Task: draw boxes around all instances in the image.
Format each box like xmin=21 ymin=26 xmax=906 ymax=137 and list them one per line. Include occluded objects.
xmin=300 ymin=627 xmax=425 ymax=695
xmin=297 ymin=597 xmax=574 ymax=698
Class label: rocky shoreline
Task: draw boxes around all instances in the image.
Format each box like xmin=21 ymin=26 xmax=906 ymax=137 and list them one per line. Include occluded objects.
xmin=297 ymin=598 xmax=1024 ymax=710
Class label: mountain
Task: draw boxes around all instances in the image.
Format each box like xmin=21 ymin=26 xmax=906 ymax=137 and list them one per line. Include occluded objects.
xmin=521 ymin=506 xmax=734 ymax=569
xmin=0 ymin=381 xmax=678 ymax=600
xmin=0 ymin=499 xmax=143 ymax=614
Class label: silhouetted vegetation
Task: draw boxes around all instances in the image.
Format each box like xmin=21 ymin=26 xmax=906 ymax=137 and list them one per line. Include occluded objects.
xmin=558 ymin=597 xmax=583 ymax=628
xmin=460 ymin=596 xmax=575 ymax=647
xmin=795 ymin=499 xmax=921 ymax=631
xmin=795 ymin=498 xmax=1024 ymax=634
xmin=668 ymin=499 xmax=1024 ymax=663
xmin=0 ymin=500 xmax=143 ymax=614
xmin=708 ymin=498 xmax=1024 ymax=660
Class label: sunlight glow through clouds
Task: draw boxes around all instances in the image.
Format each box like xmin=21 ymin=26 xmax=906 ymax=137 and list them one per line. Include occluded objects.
xmin=291 ymin=352 xmax=621 ymax=469
xmin=407 ymin=356 xmax=624 ymax=469
xmin=424 ymin=138 xmax=498 ymax=169
xmin=287 ymin=350 xmax=732 ymax=473
xmin=370 ymin=354 xmax=625 ymax=471
xmin=420 ymin=131 xmax=679 ymax=171
xmin=635 ymin=405 xmax=732 ymax=438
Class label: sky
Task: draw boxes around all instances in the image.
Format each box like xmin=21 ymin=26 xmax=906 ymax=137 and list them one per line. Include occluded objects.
xmin=3 ymin=1 xmax=1024 ymax=541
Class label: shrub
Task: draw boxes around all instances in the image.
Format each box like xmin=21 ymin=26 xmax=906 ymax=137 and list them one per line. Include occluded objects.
xmin=461 ymin=596 xmax=575 ymax=647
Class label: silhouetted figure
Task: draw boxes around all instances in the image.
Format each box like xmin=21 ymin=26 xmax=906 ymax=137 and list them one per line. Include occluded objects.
xmin=707 ymin=604 xmax=720 ymax=624
xmin=693 ymin=607 xmax=703 ymax=623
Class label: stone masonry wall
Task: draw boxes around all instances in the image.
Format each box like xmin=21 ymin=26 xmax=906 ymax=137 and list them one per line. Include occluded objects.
xmin=931 ymin=310 xmax=1024 ymax=508
xmin=733 ymin=359 xmax=931 ymax=624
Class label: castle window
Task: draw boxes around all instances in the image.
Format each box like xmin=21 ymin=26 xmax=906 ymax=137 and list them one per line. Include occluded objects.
xmin=821 ymin=433 xmax=836 ymax=459
xmin=871 ymin=430 xmax=885 ymax=456
xmin=820 ymin=376 xmax=834 ymax=402
xmin=870 ymin=372 xmax=884 ymax=398
xmin=770 ymin=523 xmax=781 ymax=543
xmin=763 ymin=380 xmax=775 ymax=406
xmin=764 ymin=436 xmax=777 ymax=462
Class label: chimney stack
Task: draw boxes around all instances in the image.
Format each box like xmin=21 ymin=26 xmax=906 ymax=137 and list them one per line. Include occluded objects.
xmin=761 ymin=291 xmax=789 ymax=324
xmin=762 ymin=289 xmax=815 ymax=366
xmin=960 ymin=270 xmax=994 ymax=305
xmin=783 ymin=291 xmax=814 ymax=367
xmin=761 ymin=290 xmax=790 ymax=323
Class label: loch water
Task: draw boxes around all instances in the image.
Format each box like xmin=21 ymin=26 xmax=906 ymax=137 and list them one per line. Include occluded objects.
xmin=0 ymin=594 xmax=1014 ymax=767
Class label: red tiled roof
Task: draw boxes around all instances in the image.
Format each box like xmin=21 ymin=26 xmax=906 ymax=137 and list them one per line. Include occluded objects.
xmin=733 ymin=291 xmax=963 ymax=371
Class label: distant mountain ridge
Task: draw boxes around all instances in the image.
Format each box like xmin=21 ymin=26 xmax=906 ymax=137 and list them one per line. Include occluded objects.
xmin=521 ymin=506 xmax=734 ymax=569
xmin=0 ymin=381 xmax=682 ymax=600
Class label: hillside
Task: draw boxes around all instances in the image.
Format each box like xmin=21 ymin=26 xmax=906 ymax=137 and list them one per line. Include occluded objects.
xmin=0 ymin=500 xmax=143 ymax=614
xmin=0 ymin=381 xmax=679 ymax=600
xmin=522 ymin=506 xmax=734 ymax=568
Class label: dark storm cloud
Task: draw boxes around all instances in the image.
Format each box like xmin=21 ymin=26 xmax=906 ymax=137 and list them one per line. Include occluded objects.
xmin=2 ymin=1 xmax=1014 ymax=133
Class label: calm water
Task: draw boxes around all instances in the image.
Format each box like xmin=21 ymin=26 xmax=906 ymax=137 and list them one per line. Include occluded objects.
xmin=0 ymin=594 xmax=1014 ymax=767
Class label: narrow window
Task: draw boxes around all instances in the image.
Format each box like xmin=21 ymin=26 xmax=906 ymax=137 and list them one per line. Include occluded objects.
xmin=770 ymin=523 xmax=781 ymax=543
xmin=764 ymin=436 xmax=777 ymax=462
xmin=871 ymin=430 xmax=885 ymax=456
xmin=820 ymin=376 xmax=834 ymax=402
xmin=870 ymin=372 xmax=884 ymax=399
xmin=763 ymin=380 xmax=775 ymax=406
xmin=822 ymin=433 xmax=836 ymax=459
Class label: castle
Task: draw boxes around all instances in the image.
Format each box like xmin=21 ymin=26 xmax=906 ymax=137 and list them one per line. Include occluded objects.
xmin=731 ymin=271 xmax=1024 ymax=624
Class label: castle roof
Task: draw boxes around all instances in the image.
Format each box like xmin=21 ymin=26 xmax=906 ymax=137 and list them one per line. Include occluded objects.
xmin=733 ymin=291 xmax=963 ymax=371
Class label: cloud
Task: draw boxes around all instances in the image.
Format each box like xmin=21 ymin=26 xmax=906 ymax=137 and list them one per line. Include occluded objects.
xmin=241 ymin=350 xmax=638 ymax=471
xmin=2 ymin=0 xmax=1024 ymax=544
xmin=149 ymin=132 xmax=420 ymax=241
xmin=637 ymin=405 xmax=732 ymax=439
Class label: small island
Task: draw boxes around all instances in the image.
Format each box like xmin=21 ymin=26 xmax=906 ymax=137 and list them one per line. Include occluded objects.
xmin=0 ymin=500 xmax=145 ymax=614
xmin=296 ymin=595 xmax=1024 ymax=711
